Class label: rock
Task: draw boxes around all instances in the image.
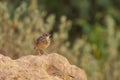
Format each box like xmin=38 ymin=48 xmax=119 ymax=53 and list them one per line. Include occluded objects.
xmin=0 ymin=53 xmax=87 ymax=80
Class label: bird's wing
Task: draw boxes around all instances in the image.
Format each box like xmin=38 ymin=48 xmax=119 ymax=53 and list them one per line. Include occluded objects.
xmin=36 ymin=36 xmax=46 ymax=44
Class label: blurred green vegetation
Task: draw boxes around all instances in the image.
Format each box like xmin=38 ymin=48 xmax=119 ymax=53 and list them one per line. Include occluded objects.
xmin=0 ymin=0 xmax=120 ymax=80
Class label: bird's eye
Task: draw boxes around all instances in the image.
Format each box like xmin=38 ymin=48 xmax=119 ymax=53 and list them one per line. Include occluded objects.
xmin=43 ymin=33 xmax=47 ymax=36
xmin=46 ymin=33 xmax=49 ymax=36
xmin=44 ymin=34 xmax=47 ymax=36
xmin=43 ymin=33 xmax=50 ymax=37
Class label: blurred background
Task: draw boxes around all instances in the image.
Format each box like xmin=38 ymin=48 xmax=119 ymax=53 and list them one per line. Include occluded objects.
xmin=0 ymin=0 xmax=120 ymax=80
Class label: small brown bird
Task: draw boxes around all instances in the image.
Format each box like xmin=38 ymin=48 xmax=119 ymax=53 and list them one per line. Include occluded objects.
xmin=34 ymin=33 xmax=51 ymax=55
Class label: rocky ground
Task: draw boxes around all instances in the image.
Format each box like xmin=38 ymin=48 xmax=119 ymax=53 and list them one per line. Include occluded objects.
xmin=0 ymin=53 xmax=87 ymax=80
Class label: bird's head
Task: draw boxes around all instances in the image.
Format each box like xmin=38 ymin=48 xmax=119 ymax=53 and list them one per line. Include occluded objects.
xmin=42 ymin=33 xmax=51 ymax=40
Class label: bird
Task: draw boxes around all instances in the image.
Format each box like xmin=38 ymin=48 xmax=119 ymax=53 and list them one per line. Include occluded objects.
xmin=34 ymin=33 xmax=51 ymax=55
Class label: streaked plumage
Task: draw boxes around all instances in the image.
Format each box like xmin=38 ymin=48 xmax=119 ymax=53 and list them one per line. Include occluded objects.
xmin=35 ymin=33 xmax=50 ymax=54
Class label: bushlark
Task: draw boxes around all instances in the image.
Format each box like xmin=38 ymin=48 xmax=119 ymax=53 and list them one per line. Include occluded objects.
xmin=34 ymin=33 xmax=51 ymax=55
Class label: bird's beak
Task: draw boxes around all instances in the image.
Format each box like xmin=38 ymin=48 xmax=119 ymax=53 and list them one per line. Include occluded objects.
xmin=49 ymin=34 xmax=51 ymax=37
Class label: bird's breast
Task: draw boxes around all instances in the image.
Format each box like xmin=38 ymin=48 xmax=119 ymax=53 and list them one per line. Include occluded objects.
xmin=36 ymin=40 xmax=50 ymax=50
